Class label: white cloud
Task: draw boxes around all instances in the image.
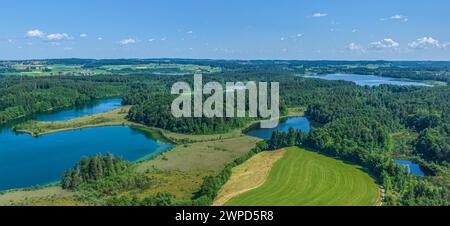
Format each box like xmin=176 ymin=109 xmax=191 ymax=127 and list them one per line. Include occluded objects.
xmin=186 ymin=30 xmax=193 ymax=34
xmin=347 ymin=43 xmax=364 ymax=51
xmin=26 ymin=30 xmax=74 ymax=41
xmin=352 ymin=29 xmax=358 ymax=33
xmin=370 ymin=38 xmax=399 ymax=49
xmin=47 ymin=33 xmax=73 ymax=41
xmin=161 ymin=37 xmax=167 ymax=41
xmin=80 ymin=33 xmax=88 ymax=38
xmin=280 ymin=37 xmax=285 ymax=41
xmin=120 ymin=38 xmax=136 ymax=45
xmin=390 ymin=15 xmax=408 ymax=22
xmin=312 ymin=12 xmax=327 ymax=17
xmin=26 ymin=29 xmax=45 ymax=38
xmin=98 ymin=37 xmax=103 ymax=41
xmin=296 ymin=33 xmax=303 ymax=37
xmin=381 ymin=15 xmax=408 ymax=22
xmin=443 ymin=42 xmax=450 ymax=48
xmin=408 ymin=37 xmax=441 ymax=49
xmin=148 ymin=38 xmax=155 ymax=42
xmin=64 ymin=47 xmax=73 ymax=51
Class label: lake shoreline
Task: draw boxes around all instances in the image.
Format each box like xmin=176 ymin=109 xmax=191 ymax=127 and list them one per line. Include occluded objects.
xmin=302 ymin=73 xmax=434 ymax=87
xmin=13 ymin=106 xmax=132 ymax=137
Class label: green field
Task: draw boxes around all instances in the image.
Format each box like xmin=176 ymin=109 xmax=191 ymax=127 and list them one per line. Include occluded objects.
xmin=226 ymin=147 xmax=380 ymax=206
xmin=0 ymin=62 xmax=221 ymax=77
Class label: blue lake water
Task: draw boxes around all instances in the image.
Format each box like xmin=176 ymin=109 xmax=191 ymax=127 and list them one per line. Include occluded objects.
xmin=0 ymin=98 xmax=173 ymax=191
xmin=246 ymin=117 xmax=312 ymax=139
xmin=395 ymin=160 xmax=425 ymax=177
xmin=36 ymin=98 xmax=123 ymax=122
xmin=306 ymin=74 xmax=432 ymax=87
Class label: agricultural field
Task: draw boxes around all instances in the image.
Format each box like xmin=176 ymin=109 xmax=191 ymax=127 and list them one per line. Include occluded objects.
xmin=214 ymin=150 xmax=287 ymax=206
xmin=0 ymin=60 xmax=221 ymax=77
xmin=225 ymin=147 xmax=380 ymax=206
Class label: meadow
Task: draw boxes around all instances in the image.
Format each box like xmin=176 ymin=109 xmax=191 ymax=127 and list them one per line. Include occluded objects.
xmin=225 ymin=147 xmax=380 ymax=206
xmin=0 ymin=61 xmax=221 ymax=77
xmin=13 ymin=106 xmax=132 ymax=136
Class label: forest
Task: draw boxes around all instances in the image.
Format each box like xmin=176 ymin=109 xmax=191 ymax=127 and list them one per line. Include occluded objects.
xmin=1 ymin=59 xmax=448 ymax=206
xmin=0 ymin=76 xmax=127 ymax=124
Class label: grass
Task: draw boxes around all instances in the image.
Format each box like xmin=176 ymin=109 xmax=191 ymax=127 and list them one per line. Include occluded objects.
xmin=119 ymin=170 xmax=211 ymax=200
xmin=0 ymin=62 xmax=221 ymax=77
xmin=134 ymin=136 xmax=260 ymax=199
xmin=0 ymin=186 xmax=81 ymax=206
xmin=225 ymin=147 xmax=380 ymax=206
xmin=214 ymin=150 xmax=287 ymax=206
xmin=137 ymin=136 xmax=260 ymax=173
xmin=13 ymin=106 xmax=131 ymax=136
xmin=154 ymin=126 xmax=248 ymax=143
xmin=287 ymin=107 xmax=306 ymax=117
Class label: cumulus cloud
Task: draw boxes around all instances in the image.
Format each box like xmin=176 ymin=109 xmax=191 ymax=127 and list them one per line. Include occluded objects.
xmin=26 ymin=29 xmax=45 ymax=38
xmin=148 ymin=38 xmax=155 ymax=42
xmin=98 ymin=37 xmax=103 ymax=41
xmin=312 ymin=12 xmax=327 ymax=17
xmin=80 ymin=33 xmax=88 ymax=38
xmin=120 ymin=38 xmax=136 ymax=45
xmin=347 ymin=43 xmax=364 ymax=51
xmin=370 ymin=38 xmax=399 ymax=49
xmin=26 ymin=29 xmax=74 ymax=42
xmin=408 ymin=37 xmax=441 ymax=49
xmin=47 ymin=33 xmax=73 ymax=41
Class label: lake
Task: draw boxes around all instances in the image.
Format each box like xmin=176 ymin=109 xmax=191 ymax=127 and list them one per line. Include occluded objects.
xmin=306 ymin=74 xmax=432 ymax=87
xmin=246 ymin=117 xmax=312 ymax=139
xmin=36 ymin=98 xmax=123 ymax=122
xmin=395 ymin=160 xmax=425 ymax=177
xmin=0 ymin=99 xmax=173 ymax=191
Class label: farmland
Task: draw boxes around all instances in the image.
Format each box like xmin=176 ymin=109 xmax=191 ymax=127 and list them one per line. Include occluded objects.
xmin=0 ymin=60 xmax=221 ymax=77
xmin=225 ymin=147 xmax=380 ymax=206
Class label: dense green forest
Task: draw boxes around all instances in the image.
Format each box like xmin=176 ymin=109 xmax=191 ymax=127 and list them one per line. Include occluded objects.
xmin=119 ymin=65 xmax=449 ymax=205
xmin=277 ymin=78 xmax=450 ymax=205
xmin=0 ymin=76 xmax=127 ymax=124
xmin=1 ymin=59 xmax=449 ymax=206
xmin=62 ymin=153 xmax=131 ymax=190
xmin=127 ymin=95 xmax=252 ymax=134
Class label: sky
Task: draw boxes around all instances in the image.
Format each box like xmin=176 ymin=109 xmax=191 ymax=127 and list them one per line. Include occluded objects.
xmin=1 ymin=0 xmax=449 ymax=60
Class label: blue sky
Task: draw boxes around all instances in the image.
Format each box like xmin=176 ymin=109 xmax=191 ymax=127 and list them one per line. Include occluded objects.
xmin=1 ymin=0 xmax=449 ymax=60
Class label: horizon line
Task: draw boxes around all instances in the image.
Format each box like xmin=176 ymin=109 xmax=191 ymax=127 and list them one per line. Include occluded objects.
xmin=2 ymin=57 xmax=450 ymax=62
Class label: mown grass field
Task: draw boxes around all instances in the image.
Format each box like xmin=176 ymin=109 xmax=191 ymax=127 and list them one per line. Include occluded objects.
xmin=214 ymin=150 xmax=287 ymax=206
xmin=226 ymin=147 xmax=379 ymax=206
